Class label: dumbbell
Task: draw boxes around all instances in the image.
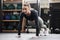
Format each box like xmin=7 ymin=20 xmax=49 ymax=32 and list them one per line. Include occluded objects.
xmin=7 ymin=25 xmax=13 ymax=30
xmin=17 ymin=3 xmax=22 ymax=9
xmin=5 ymin=14 xmax=11 ymax=20
xmin=11 ymin=15 xmax=17 ymax=20
xmin=8 ymin=4 xmax=15 ymax=9
xmin=3 ymin=4 xmax=8 ymax=10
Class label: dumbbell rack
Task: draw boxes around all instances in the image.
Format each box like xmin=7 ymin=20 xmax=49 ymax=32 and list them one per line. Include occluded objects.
xmin=1 ymin=0 xmax=25 ymax=33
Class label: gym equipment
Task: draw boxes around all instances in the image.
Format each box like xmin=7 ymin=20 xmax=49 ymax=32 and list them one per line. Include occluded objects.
xmin=15 ymin=22 xmax=19 ymax=30
xmin=9 ymin=22 xmax=13 ymax=27
xmin=1 ymin=16 xmax=4 ymax=20
xmin=17 ymin=3 xmax=22 ymax=9
xmin=3 ymin=4 xmax=8 ymax=10
xmin=9 ymin=22 xmax=16 ymax=30
xmin=2 ymin=26 xmax=7 ymax=30
xmin=8 ymin=4 xmax=15 ymax=10
xmin=7 ymin=25 xmax=13 ymax=30
xmin=50 ymin=3 xmax=60 ymax=33
xmin=13 ymin=22 xmax=16 ymax=26
xmin=16 ymin=15 xmax=20 ymax=20
xmin=5 ymin=14 xmax=11 ymax=20
xmin=10 ymin=15 xmax=16 ymax=20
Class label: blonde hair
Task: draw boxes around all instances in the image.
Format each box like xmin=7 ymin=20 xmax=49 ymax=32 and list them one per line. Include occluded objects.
xmin=23 ymin=2 xmax=31 ymax=9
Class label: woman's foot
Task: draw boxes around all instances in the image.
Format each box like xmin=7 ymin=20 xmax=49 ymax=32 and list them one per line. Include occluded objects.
xmin=44 ymin=28 xmax=49 ymax=36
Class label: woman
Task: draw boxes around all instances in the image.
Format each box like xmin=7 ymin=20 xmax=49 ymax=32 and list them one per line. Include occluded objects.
xmin=18 ymin=3 xmax=39 ymax=38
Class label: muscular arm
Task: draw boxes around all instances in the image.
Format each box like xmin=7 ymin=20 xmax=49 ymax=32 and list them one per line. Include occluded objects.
xmin=33 ymin=10 xmax=39 ymax=36
xmin=18 ymin=13 xmax=25 ymax=29
xmin=34 ymin=11 xmax=39 ymax=28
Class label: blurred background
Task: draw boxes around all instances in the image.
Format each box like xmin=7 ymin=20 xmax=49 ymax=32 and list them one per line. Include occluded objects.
xmin=0 ymin=0 xmax=60 ymax=34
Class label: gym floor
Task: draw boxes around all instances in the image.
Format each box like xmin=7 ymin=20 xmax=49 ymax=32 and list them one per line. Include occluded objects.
xmin=0 ymin=33 xmax=60 ymax=40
